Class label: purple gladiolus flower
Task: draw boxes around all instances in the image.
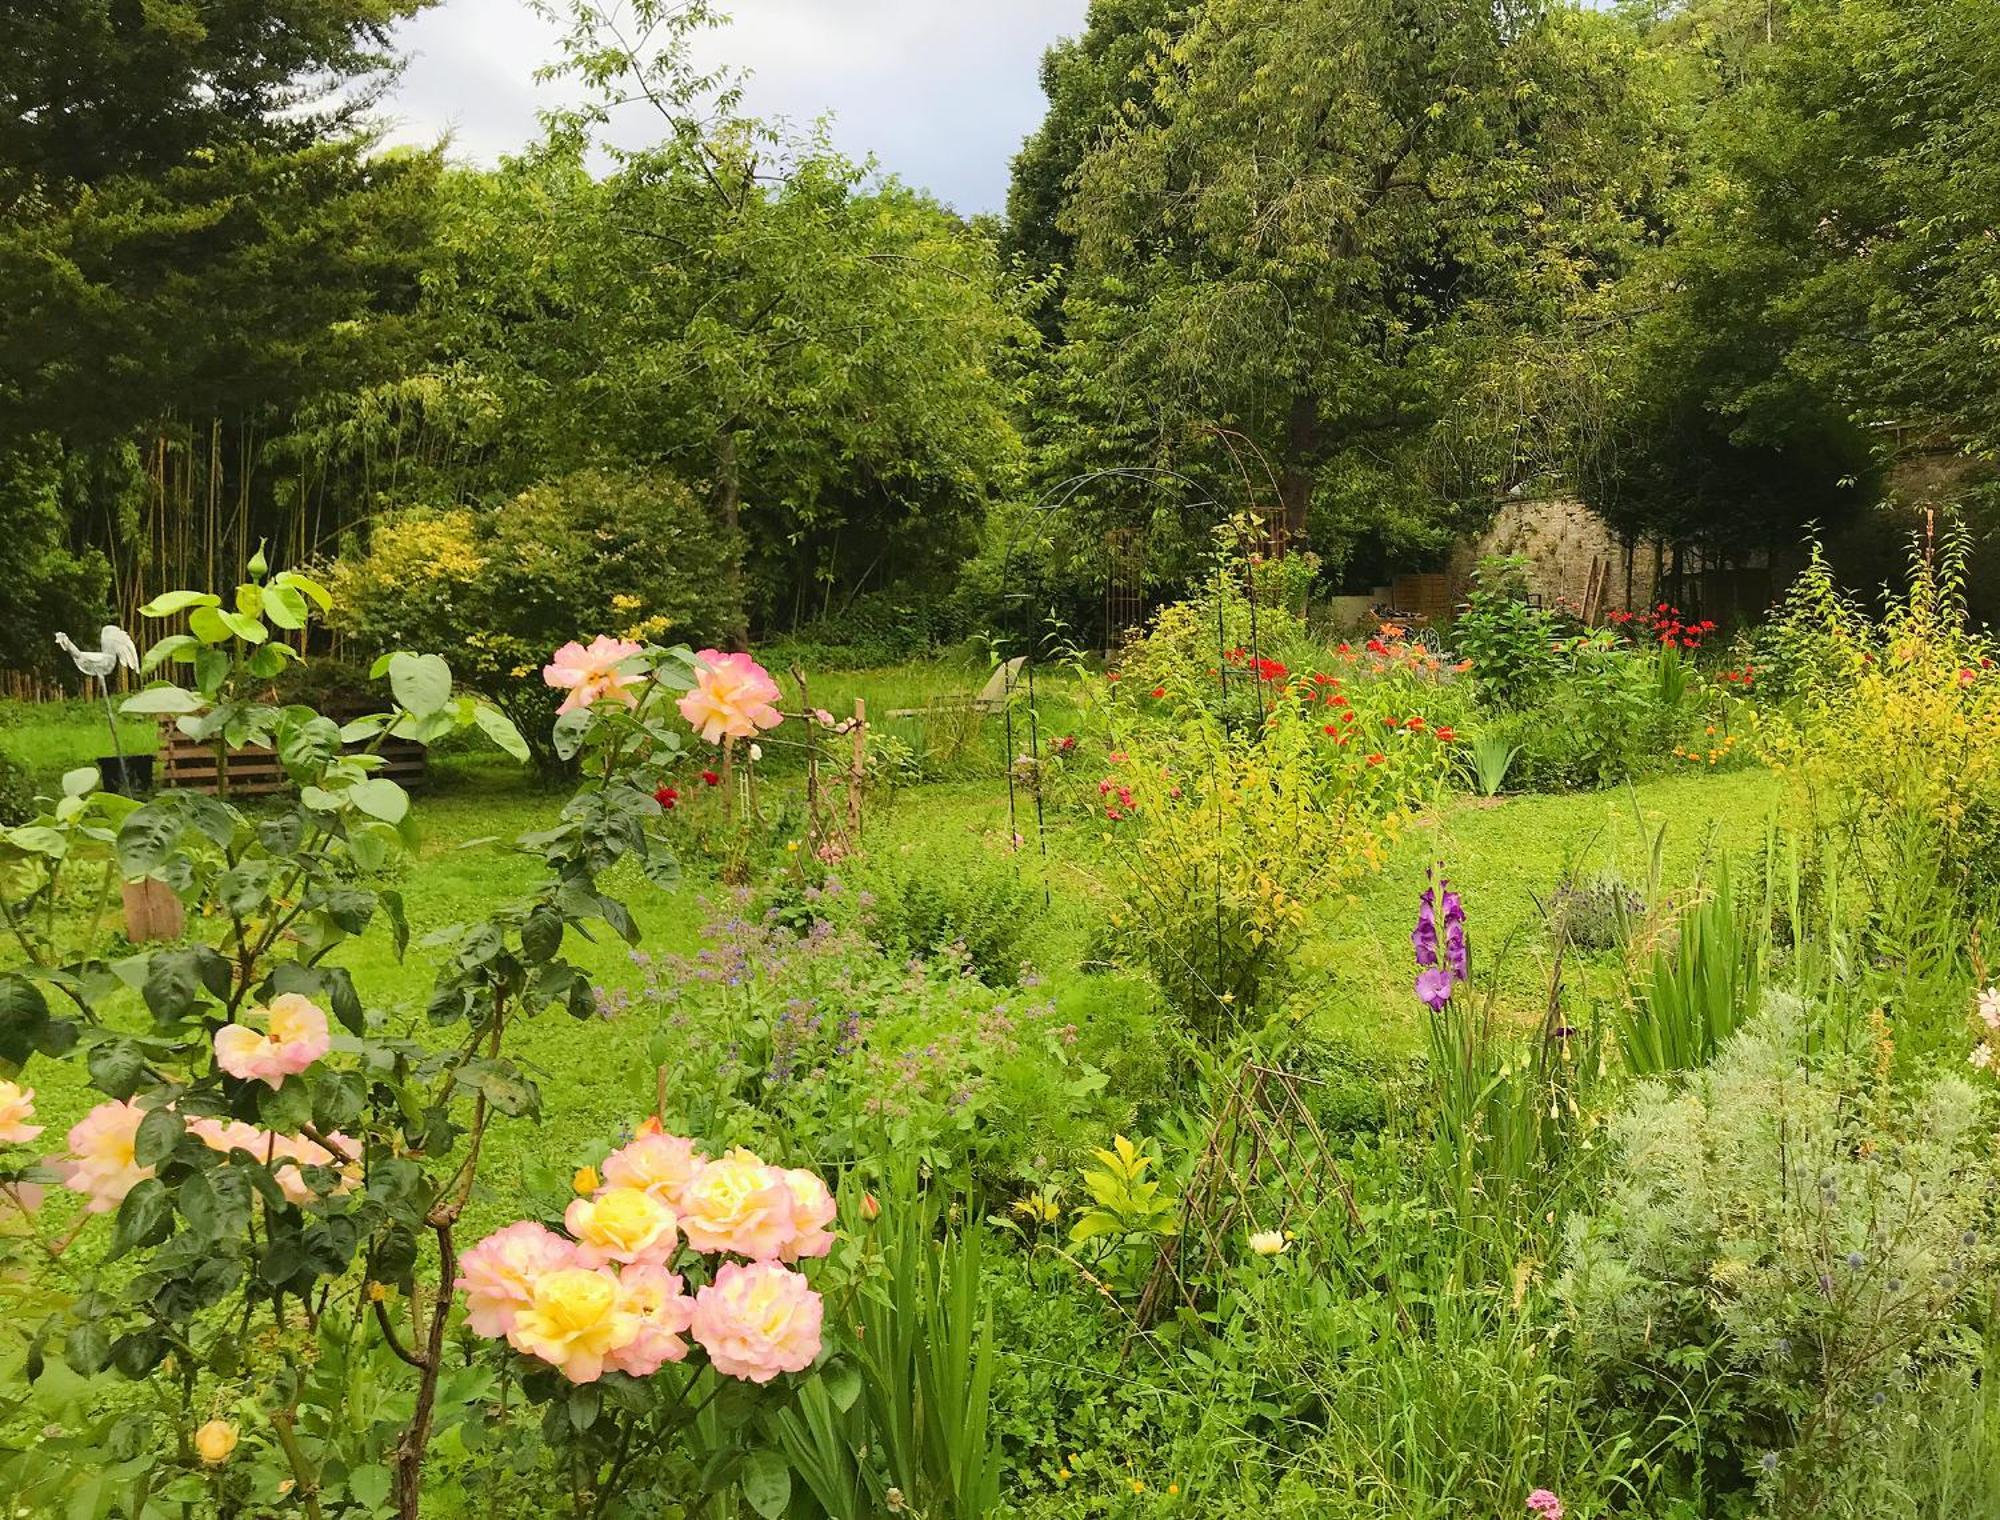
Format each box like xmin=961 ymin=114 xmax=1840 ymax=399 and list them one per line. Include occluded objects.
xmin=1411 ymin=895 xmax=1439 ymax=967
xmin=1413 ymin=865 xmax=1470 ymax=1009
xmin=1415 ymin=965 xmax=1455 ymax=1011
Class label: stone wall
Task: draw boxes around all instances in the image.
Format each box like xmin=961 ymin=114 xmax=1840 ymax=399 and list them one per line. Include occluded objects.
xmin=1446 ymin=497 xmax=1665 ymax=614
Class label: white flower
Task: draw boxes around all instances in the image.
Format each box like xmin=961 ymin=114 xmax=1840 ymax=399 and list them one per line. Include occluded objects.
xmin=1977 ymin=986 xmax=2000 ymax=1033
xmin=1248 ymin=1229 xmax=1287 ymax=1257
xmin=748 ymin=743 xmax=763 ymax=762
xmin=1970 ymin=1042 xmax=1994 ymax=1071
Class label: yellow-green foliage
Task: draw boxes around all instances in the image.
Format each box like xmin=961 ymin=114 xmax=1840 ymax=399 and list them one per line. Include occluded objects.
xmin=1764 ymin=534 xmax=2000 ymax=908
xmin=1098 ymin=693 xmax=1431 ymax=1040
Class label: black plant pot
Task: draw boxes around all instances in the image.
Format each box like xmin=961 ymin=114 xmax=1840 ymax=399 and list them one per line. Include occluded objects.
xmin=97 ymin=753 xmax=153 ymax=797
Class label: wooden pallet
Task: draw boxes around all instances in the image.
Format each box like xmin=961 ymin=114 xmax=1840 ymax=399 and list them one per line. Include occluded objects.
xmin=156 ymin=721 xmax=427 ymax=798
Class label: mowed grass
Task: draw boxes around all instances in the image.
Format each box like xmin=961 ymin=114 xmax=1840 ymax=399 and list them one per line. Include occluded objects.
xmin=1 ymin=687 xmax=1780 ymax=1239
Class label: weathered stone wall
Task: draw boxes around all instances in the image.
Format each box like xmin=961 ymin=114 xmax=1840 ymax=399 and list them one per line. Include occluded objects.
xmin=1446 ymin=497 xmax=1665 ymax=614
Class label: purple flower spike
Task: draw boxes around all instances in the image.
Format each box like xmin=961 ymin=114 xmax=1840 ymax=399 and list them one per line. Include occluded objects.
xmin=1411 ymin=897 xmax=1439 ymax=967
xmin=1415 ymin=965 xmax=1455 ymax=1012
xmin=1444 ymin=917 xmax=1468 ymax=984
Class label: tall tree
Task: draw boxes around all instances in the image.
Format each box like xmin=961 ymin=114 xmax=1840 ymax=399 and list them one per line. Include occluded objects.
xmin=1031 ymin=0 xmax=1663 ymax=581
xmin=0 ymin=0 xmax=441 ymax=653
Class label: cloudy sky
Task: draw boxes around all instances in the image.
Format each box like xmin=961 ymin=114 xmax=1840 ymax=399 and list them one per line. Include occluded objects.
xmin=375 ymin=0 xmax=1090 ymax=214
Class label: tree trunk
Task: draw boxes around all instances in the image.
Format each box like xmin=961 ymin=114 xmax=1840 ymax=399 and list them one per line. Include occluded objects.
xmin=1277 ymin=392 xmax=1319 ymax=551
xmin=716 ymin=433 xmax=750 ymax=650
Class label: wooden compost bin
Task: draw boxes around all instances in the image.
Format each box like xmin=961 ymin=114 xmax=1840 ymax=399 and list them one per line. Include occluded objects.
xmin=155 ymin=719 xmax=426 ymax=798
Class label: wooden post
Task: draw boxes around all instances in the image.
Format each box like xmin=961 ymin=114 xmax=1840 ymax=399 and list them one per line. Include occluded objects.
xmin=848 ymin=698 xmax=866 ymax=841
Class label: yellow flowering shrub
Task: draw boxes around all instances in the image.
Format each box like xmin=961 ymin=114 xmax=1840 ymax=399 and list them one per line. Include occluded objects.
xmin=1099 ymin=700 xmax=1421 ymax=1041
xmin=1763 ymin=533 xmax=2000 ymax=916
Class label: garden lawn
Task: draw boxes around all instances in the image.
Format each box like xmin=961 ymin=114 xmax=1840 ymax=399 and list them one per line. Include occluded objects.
xmin=4 ymin=697 xmax=1778 ymax=1241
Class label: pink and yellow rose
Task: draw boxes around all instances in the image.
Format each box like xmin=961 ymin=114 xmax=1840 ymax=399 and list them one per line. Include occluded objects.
xmin=59 ymin=1099 xmax=153 ymax=1213
xmin=213 ymin=993 xmax=332 ymax=1089
xmin=456 ymin=1221 xmax=579 ymax=1338
xmin=691 ymin=1261 xmax=824 ymax=1383
xmin=506 ymin=1265 xmax=639 ymax=1384
xmin=0 ymin=1081 xmax=43 ymax=1145
xmin=543 ymin=636 xmax=645 ymax=716
xmin=677 ymin=650 xmax=783 ymax=744
xmin=606 ymin=1263 xmax=697 ymax=1377
xmin=600 ymin=1127 xmax=705 ymax=1206
xmin=778 ymin=1168 xmax=837 ymax=1261
xmin=676 ymin=1148 xmax=798 ymax=1260
xmin=564 ymin=1186 xmax=680 ymax=1268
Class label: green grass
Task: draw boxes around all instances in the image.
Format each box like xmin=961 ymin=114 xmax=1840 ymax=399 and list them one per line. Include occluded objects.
xmin=0 ymin=684 xmax=1781 ymax=1239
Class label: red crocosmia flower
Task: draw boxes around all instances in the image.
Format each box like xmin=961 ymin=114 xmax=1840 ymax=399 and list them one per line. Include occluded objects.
xmin=1150 ymin=686 xmax=1167 ymax=699
xmin=1366 ymin=638 xmax=1389 ymax=656
xmin=1117 ymin=786 xmax=1133 ymax=808
xmin=1105 ymin=806 xmax=1123 ymax=821
xmin=1959 ymin=668 xmax=1977 ymax=686
xmin=1106 ymin=671 xmax=1121 ymax=683
xmin=1342 ymin=711 xmax=1355 ymax=725
xmin=1337 ymin=642 xmax=1352 ymax=656
xmin=1324 ymin=724 xmax=1339 ymax=736
xmin=1366 ymin=753 xmax=1386 ymax=766
xmin=1330 ymin=694 xmax=1349 ymax=707
xmin=1435 ymin=726 xmax=1455 ymax=742
xmin=700 ymin=770 xmax=720 ymax=786
xmin=1098 ymin=779 xmax=1113 ymax=796
xmin=654 ymin=786 xmax=679 ymax=809
xmin=1406 ymin=716 xmax=1426 ymax=732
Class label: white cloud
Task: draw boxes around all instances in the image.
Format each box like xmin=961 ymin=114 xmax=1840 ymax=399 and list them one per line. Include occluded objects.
xmin=375 ymin=0 xmax=1089 ymax=212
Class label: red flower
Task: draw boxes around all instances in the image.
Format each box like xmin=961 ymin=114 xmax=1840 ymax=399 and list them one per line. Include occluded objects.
xmin=1435 ymin=726 xmax=1455 ymax=743
xmin=1105 ymin=806 xmax=1123 ymax=821
xmin=1323 ymin=723 xmax=1338 ymax=736
xmin=1337 ymin=642 xmax=1352 ymax=656
xmin=1406 ymin=716 xmax=1426 ymax=732
xmin=1365 ymin=638 xmax=1389 ymax=656
xmin=1342 ymin=711 xmax=1355 ymax=725
xmin=654 ymin=786 xmax=679 ymax=809
xmin=1150 ymin=686 xmax=1167 ymax=699
xmin=1366 ymin=752 xmax=1386 ymax=766
xmin=700 ymin=770 xmax=720 ymax=786
xmin=1106 ymin=671 xmax=1121 ymax=683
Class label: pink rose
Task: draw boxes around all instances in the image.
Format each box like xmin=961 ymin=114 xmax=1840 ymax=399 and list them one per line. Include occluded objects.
xmin=564 ymin=1186 xmax=680 ymax=1268
xmin=543 ymin=636 xmax=645 ymax=716
xmin=605 ymin=1263 xmax=697 ymax=1377
xmin=456 ymin=1221 xmax=578 ymax=1339
xmin=0 ymin=1080 xmax=43 ymax=1144
xmin=59 ymin=1099 xmax=153 ymax=1214
xmin=691 ymin=1261 xmax=823 ymax=1383
xmin=677 ymin=650 xmax=784 ymax=744
xmin=213 ymin=993 xmax=331 ymax=1089
xmin=676 ymin=1148 xmax=797 ymax=1259
xmin=600 ymin=1128 xmax=706 ymax=1206
xmin=777 ymin=1168 xmax=837 ymax=1261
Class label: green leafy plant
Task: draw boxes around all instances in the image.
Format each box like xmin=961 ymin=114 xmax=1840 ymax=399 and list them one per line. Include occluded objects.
xmin=1617 ymin=859 xmax=1760 ymax=1075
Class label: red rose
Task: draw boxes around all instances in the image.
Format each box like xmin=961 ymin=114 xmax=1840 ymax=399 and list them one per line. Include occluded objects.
xmin=700 ymin=770 xmax=720 ymax=786
xmin=654 ymin=786 xmax=679 ymax=809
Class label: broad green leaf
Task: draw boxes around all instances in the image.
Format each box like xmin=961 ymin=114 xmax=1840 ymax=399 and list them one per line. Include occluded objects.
xmin=389 ymin=652 xmax=452 ymax=717
xmin=121 ymin=685 xmax=204 ymax=715
xmin=472 ymin=703 xmax=530 ymax=762
xmin=138 ymin=590 xmax=220 ymax=617
xmin=347 ymin=778 xmax=409 ymax=825
xmin=263 ymin=584 xmax=309 ymax=630
xmin=741 ymin=1450 xmax=791 ymax=1519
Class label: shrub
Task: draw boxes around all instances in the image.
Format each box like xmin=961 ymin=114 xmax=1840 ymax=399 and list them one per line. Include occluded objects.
xmin=1763 ymin=529 xmax=2000 ymax=940
xmin=620 ymin=889 xmax=1115 ymax=1187
xmin=0 ymin=751 xmax=34 ymax=825
xmin=331 ymin=468 xmax=734 ymax=767
xmin=1559 ymin=998 xmax=2000 ymax=1511
xmin=850 ymin=835 xmax=1045 ymax=983
xmin=1450 ymin=555 xmax=1560 ymax=710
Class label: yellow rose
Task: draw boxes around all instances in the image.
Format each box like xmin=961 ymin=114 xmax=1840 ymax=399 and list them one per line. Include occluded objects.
xmin=507 ymin=1267 xmax=638 ymax=1384
xmin=194 ymin=1419 xmax=238 ymax=1465
xmin=565 ymin=1186 xmax=678 ymax=1268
